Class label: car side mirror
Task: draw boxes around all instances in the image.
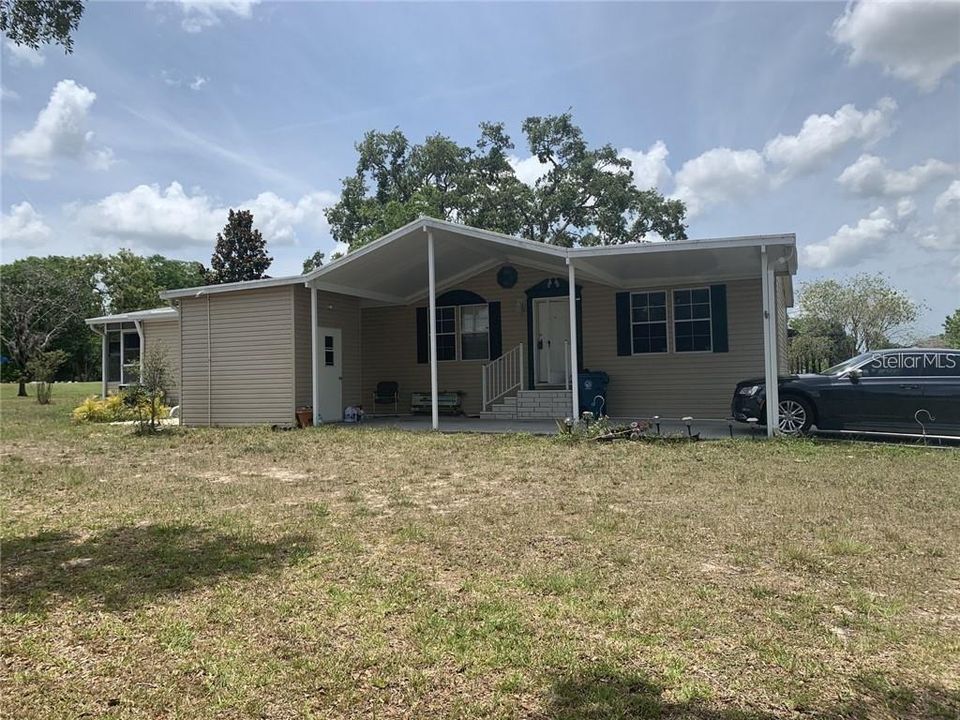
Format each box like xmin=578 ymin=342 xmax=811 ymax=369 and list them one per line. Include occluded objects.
xmin=846 ymin=369 xmax=861 ymax=383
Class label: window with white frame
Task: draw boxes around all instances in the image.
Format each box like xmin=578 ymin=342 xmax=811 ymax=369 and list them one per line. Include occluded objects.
xmin=434 ymin=304 xmax=490 ymax=361
xmin=630 ymin=291 xmax=668 ymax=354
xmin=673 ymin=288 xmax=712 ymax=352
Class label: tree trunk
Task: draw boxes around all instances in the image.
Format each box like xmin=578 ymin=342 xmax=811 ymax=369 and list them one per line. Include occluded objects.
xmin=17 ymin=379 xmax=28 ymax=397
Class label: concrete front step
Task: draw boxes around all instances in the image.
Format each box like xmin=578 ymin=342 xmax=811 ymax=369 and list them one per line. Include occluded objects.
xmin=482 ymin=389 xmax=573 ymax=419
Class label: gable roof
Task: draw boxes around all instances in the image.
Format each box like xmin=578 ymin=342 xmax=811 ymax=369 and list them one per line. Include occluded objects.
xmin=158 ymin=217 xmax=797 ymax=303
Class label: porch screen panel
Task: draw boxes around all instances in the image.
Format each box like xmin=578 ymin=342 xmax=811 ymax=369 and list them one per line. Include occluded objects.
xmin=107 ymin=332 xmax=121 ymax=382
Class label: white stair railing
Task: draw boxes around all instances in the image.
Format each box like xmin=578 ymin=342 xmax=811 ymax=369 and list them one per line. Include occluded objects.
xmin=482 ymin=343 xmax=524 ymax=411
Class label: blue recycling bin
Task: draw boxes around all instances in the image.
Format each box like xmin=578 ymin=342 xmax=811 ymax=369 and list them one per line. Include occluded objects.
xmin=578 ymin=370 xmax=609 ymax=415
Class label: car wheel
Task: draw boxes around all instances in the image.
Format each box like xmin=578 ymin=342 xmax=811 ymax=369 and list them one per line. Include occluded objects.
xmin=777 ymin=396 xmax=813 ymax=436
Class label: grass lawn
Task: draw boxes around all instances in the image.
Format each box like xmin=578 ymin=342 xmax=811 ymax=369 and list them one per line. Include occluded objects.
xmin=2 ymin=382 xmax=959 ymax=719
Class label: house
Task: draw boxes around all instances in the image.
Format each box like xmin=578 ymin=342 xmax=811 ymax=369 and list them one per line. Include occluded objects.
xmin=86 ymin=218 xmax=797 ymax=435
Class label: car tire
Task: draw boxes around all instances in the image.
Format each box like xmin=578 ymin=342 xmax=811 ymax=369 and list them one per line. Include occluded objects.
xmin=776 ymin=395 xmax=814 ymax=436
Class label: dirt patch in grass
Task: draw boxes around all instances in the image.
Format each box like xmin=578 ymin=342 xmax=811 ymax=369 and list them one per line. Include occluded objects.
xmin=2 ymin=382 xmax=959 ymax=718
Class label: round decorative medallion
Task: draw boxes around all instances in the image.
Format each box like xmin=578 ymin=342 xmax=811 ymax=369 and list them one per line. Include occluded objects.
xmin=497 ymin=265 xmax=518 ymax=289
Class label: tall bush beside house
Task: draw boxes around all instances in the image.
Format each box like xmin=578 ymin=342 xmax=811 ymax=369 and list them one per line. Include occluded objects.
xmin=124 ymin=346 xmax=173 ymax=433
xmin=25 ymin=350 xmax=68 ymax=404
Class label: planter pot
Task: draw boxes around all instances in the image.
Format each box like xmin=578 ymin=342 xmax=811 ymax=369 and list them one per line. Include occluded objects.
xmin=295 ymin=407 xmax=313 ymax=428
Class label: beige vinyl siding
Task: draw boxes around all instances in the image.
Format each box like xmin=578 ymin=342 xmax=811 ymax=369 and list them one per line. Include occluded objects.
xmin=775 ymin=275 xmax=789 ymax=374
xmin=581 ymin=279 xmax=764 ymax=417
xmin=291 ymin=286 xmax=363 ymax=411
xmin=142 ymin=318 xmax=181 ymax=404
xmin=179 ymin=286 xmax=295 ymax=426
xmin=362 ymin=264 xmax=771 ymax=418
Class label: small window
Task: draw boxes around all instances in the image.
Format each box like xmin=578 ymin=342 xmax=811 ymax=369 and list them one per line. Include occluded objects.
xmin=673 ymin=288 xmax=712 ymax=352
xmin=630 ymin=292 xmax=667 ymax=354
xmin=324 ymin=335 xmax=335 ymax=367
xmin=435 ymin=307 xmax=456 ymax=361
xmin=459 ymin=304 xmax=489 ymax=361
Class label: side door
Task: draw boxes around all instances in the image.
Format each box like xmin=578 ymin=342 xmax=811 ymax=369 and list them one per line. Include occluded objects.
xmin=316 ymin=327 xmax=343 ymax=423
xmin=919 ymin=351 xmax=960 ymax=436
xmin=854 ymin=352 xmax=929 ymax=432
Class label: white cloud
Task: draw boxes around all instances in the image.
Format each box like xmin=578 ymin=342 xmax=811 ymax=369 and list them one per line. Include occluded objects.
xmin=5 ymin=80 xmax=114 ymax=179
xmin=508 ymin=155 xmax=550 ymax=186
xmin=837 ymin=154 xmax=957 ymax=197
xmin=189 ymin=75 xmax=208 ymax=91
xmin=620 ymin=141 xmax=672 ymax=191
xmin=1 ymin=202 xmax=52 ymax=246
xmin=1 ymin=85 xmax=19 ymax=100
xmin=802 ymin=201 xmax=916 ymax=269
xmin=243 ymin=190 xmax=337 ymax=245
xmin=918 ymin=180 xmax=960 ymax=251
xmin=74 ymin=182 xmax=336 ymax=253
xmin=176 ymin=1 xmax=258 ymax=32
xmin=832 ymin=0 xmax=960 ymax=92
xmin=671 ymin=147 xmax=767 ymax=218
xmin=4 ymin=39 xmax=44 ymax=67
xmin=763 ymin=97 xmax=897 ymax=178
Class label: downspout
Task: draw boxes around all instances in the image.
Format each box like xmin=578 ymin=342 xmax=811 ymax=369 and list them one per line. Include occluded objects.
xmin=134 ymin=320 xmax=144 ymax=382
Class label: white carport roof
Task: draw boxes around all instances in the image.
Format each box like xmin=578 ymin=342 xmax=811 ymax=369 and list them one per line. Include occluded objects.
xmin=85 ymin=306 xmax=178 ymax=325
xmin=159 ymin=217 xmax=797 ymax=305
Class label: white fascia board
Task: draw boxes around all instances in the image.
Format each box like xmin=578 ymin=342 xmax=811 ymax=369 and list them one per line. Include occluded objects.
xmin=159 ymin=274 xmax=305 ymax=300
xmin=420 ymin=217 xmax=569 ymax=258
xmin=568 ymin=234 xmax=796 ymax=259
xmin=84 ymin=307 xmax=179 ymax=325
xmin=301 ymin=217 xmax=433 ymax=283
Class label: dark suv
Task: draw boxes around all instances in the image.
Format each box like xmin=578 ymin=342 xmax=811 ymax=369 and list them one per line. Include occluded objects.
xmin=732 ymin=348 xmax=960 ymax=437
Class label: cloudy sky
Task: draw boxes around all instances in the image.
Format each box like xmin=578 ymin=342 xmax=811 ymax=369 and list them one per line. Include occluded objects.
xmin=2 ymin=1 xmax=958 ymax=333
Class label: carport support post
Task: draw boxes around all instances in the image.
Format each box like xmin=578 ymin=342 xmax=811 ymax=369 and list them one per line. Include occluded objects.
xmin=100 ymin=324 xmax=108 ymax=398
xmin=567 ymin=259 xmax=580 ymax=421
xmin=427 ymin=229 xmax=439 ymax=430
xmin=760 ymin=247 xmax=779 ymax=437
xmin=310 ymin=285 xmax=320 ymax=426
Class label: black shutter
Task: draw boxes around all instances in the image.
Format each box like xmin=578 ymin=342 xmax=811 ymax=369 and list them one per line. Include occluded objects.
xmin=616 ymin=292 xmax=632 ymax=356
xmin=416 ymin=307 xmax=428 ymax=364
xmin=710 ymin=284 xmax=728 ymax=353
xmin=488 ymin=302 xmax=502 ymax=360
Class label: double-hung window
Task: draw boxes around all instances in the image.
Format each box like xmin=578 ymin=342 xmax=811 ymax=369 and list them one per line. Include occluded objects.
xmin=630 ymin=291 xmax=668 ymax=354
xmin=434 ymin=304 xmax=490 ymax=361
xmin=673 ymin=288 xmax=712 ymax=352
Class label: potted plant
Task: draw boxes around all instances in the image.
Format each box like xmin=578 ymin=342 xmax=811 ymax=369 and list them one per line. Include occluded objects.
xmin=296 ymin=406 xmax=313 ymax=428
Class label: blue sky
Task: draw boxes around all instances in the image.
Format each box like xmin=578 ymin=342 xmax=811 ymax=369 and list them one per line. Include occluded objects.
xmin=2 ymin=1 xmax=958 ymax=335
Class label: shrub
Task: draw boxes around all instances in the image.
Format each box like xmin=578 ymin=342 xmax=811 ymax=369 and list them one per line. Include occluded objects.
xmin=26 ymin=350 xmax=69 ymax=405
xmin=72 ymin=393 xmax=170 ymax=424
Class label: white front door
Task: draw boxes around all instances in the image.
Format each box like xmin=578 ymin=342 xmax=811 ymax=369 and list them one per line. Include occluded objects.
xmin=534 ymin=298 xmax=570 ymax=386
xmin=317 ymin=327 xmax=342 ymax=423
